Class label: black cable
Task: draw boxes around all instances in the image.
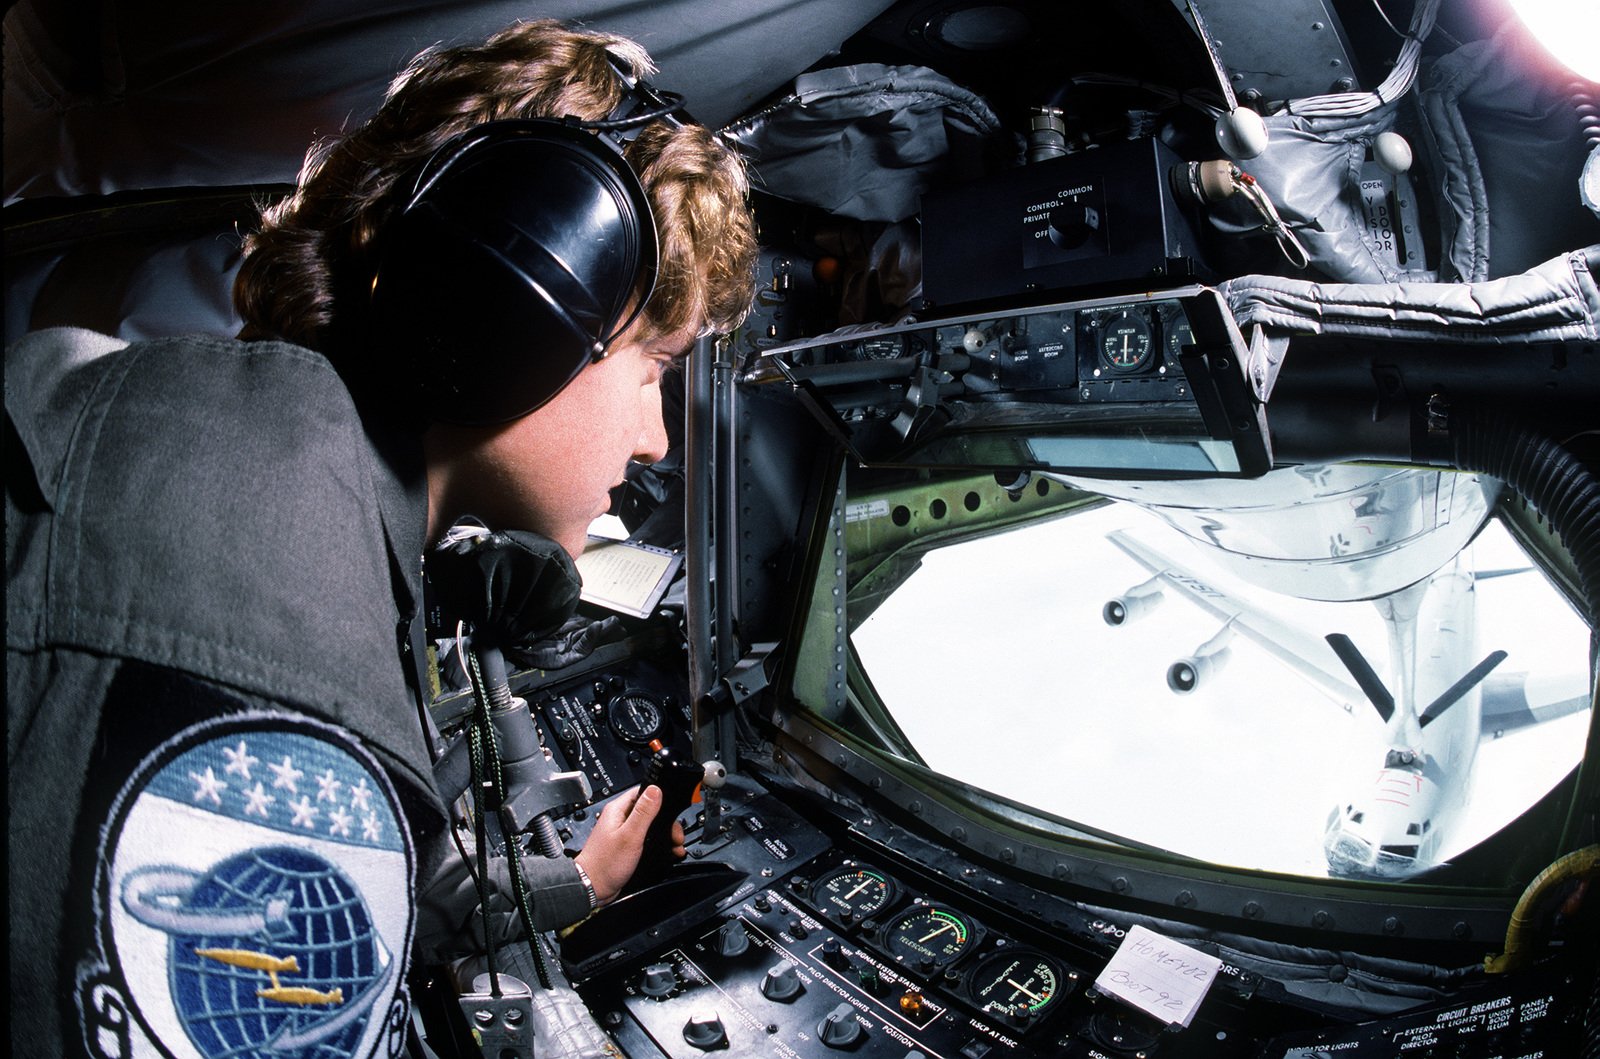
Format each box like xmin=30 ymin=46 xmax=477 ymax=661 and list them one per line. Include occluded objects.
xmin=496 ymin=805 xmax=555 ymax=990
xmin=409 ymin=630 xmax=497 ymax=943
xmin=578 ymin=91 xmax=685 ymax=131
xmin=465 ymin=642 xmax=554 ymax=991
xmin=409 ymin=614 xmax=521 ymax=1014
xmin=465 ymin=709 xmax=500 ymax=996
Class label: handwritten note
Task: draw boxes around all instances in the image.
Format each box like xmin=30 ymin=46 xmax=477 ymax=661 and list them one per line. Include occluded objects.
xmin=575 ymin=538 xmax=680 ymax=619
xmin=1092 ymin=925 xmax=1220 ymax=1028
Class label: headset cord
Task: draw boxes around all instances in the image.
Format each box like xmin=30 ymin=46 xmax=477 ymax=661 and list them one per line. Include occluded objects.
xmin=496 ymin=800 xmax=555 ymax=991
xmin=464 ymin=641 xmax=555 ymax=992
xmin=464 ymin=705 xmax=501 ymax=996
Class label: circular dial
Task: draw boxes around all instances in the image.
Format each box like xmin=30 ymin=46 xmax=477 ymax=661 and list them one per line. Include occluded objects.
xmin=812 ymin=865 xmax=897 ymax=921
xmin=1088 ymin=1008 xmax=1162 ymax=1053
xmin=606 ymin=692 xmax=664 ymax=745
xmin=883 ymin=905 xmax=978 ymax=969
xmin=1099 ymin=310 xmax=1153 ymax=372
xmin=968 ymin=949 xmax=1065 ymax=1020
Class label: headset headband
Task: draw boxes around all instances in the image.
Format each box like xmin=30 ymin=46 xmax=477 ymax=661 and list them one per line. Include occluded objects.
xmin=367 ymin=63 xmax=685 ymax=426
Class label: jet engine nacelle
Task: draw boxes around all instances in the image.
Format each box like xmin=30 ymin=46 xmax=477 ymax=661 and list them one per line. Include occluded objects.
xmin=1103 ymin=576 xmax=1164 ymax=626
xmin=1166 ymin=623 xmax=1235 ymax=694
xmin=1167 ymin=651 xmax=1229 ymax=693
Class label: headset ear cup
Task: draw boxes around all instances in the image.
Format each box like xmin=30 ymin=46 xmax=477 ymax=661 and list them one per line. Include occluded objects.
xmin=368 ymin=121 xmax=659 ymax=425
xmin=372 ymin=206 xmax=593 ymax=425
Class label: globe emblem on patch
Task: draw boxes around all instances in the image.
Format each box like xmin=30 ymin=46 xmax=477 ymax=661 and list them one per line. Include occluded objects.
xmin=122 ymin=846 xmax=395 ymax=1057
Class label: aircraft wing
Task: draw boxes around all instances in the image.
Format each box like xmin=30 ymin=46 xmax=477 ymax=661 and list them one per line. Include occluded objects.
xmin=1106 ymin=529 xmax=1367 ymax=713
xmin=1478 ymin=670 xmax=1594 ymax=739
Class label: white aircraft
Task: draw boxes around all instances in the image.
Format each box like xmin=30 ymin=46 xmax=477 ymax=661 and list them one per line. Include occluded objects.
xmin=1102 ymin=527 xmax=1591 ymax=879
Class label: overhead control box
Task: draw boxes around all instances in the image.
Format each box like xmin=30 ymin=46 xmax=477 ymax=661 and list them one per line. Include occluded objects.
xmin=751 ymin=285 xmax=1269 ymax=479
xmin=920 ymin=137 xmax=1211 ymax=311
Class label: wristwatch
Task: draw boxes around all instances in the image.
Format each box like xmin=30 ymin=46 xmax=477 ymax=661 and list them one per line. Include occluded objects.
xmin=573 ymin=860 xmax=599 ymax=910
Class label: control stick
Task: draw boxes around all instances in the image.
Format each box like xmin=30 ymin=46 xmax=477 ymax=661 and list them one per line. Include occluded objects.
xmin=630 ymin=739 xmax=705 ymax=890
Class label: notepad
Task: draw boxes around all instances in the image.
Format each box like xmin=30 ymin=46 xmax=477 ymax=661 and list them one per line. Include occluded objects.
xmin=576 ymin=537 xmax=682 ymax=618
xmin=1093 ymin=924 xmax=1221 ymax=1028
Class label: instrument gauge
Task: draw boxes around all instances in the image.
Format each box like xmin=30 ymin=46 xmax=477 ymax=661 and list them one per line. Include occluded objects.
xmin=1099 ymin=309 xmax=1154 ymax=372
xmin=967 ymin=949 xmax=1067 ymax=1021
xmin=1165 ymin=309 xmax=1195 ymax=361
xmin=606 ymin=692 xmax=665 ymax=745
xmin=812 ymin=865 xmax=897 ymax=922
xmin=853 ymin=336 xmax=903 ymax=360
xmin=883 ymin=904 xmax=981 ymax=969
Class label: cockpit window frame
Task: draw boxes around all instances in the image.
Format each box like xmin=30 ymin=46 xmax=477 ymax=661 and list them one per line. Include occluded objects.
xmin=768 ymin=456 xmax=1598 ymax=951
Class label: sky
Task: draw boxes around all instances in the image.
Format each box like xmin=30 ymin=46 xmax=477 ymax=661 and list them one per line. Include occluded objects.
xmin=853 ymin=501 xmax=1592 ymax=879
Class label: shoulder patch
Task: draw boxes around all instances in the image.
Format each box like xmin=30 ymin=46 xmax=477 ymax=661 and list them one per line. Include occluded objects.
xmin=76 ymin=713 xmax=414 ymax=1059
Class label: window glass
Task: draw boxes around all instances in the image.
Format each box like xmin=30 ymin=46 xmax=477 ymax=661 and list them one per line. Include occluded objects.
xmin=851 ymin=500 xmax=1591 ymax=880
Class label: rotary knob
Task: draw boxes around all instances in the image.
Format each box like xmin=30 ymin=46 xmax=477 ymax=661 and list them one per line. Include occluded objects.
xmin=717 ymin=920 xmax=750 ymax=957
xmin=639 ymin=962 xmax=677 ymax=998
xmin=1047 ymin=201 xmax=1101 ymax=250
xmin=760 ymin=962 xmax=804 ymax=1002
xmin=817 ymin=1002 xmax=866 ymax=1049
xmin=682 ymin=1011 xmax=729 ymax=1050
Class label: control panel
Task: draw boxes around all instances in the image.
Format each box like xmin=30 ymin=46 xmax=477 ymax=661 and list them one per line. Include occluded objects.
xmin=755 ymin=285 xmax=1269 ymax=478
xmin=920 ymin=137 xmax=1210 ymax=308
xmin=770 ymin=296 xmax=1201 ymax=399
xmin=581 ymin=846 xmax=1217 ymax=1059
xmin=572 ymin=795 xmax=1591 ymax=1059
xmin=432 ymin=652 xmax=698 ymax=809
xmin=426 ymin=653 xmax=1593 ymax=1059
xmin=537 ymin=663 xmax=694 ymax=804
xmin=577 ymin=810 xmax=1213 ymax=1059
xmin=1261 ymin=956 xmax=1588 ymax=1059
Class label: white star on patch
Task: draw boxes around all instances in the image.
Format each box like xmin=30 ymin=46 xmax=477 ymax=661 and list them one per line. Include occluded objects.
xmin=243 ymin=782 xmax=276 ymax=819
xmin=222 ymin=739 xmax=258 ymax=780
xmin=361 ymin=813 xmax=383 ymax=842
xmin=269 ymin=756 xmax=303 ymax=794
xmin=190 ymin=767 xmax=227 ymax=806
xmin=289 ymin=796 xmax=319 ymax=829
xmin=349 ymin=777 xmax=373 ymax=813
xmin=328 ymin=806 xmax=354 ymax=838
xmin=316 ymin=768 xmax=342 ymax=803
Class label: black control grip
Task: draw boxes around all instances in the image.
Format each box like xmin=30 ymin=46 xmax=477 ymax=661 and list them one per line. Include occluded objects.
xmin=632 ymin=742 xmax=701 ymax=889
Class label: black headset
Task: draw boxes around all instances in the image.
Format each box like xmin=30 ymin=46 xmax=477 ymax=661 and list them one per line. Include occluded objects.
xmin=369 ymin=69 xmax=684 ymax=426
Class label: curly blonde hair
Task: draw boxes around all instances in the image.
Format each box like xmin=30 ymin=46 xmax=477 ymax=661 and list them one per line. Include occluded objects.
xmin=235 ymin=19 xmax=757 ymax=353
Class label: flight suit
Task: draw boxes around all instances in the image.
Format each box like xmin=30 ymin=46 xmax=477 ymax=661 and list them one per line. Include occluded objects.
xmin=5 ymin=328 xmax=590 ymax=1058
